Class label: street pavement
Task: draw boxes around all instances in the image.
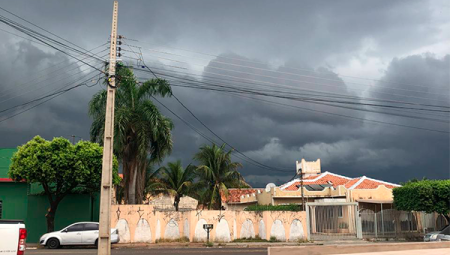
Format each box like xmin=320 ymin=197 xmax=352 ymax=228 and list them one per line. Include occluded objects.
xmin=26 ymin=247 xmax=267 ymax=255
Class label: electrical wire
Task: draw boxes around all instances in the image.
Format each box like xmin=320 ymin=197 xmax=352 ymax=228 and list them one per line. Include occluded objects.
xmin=133 ymin=69 xmax=449 ymax=134
xmin=0 ymin=72 xmax=102 ymax=123
xmin=124 ymin=43 xmax=447 ymax=97
xmin=123 ymin=37 xmax=443 ymax=90
xmin=0 ymin=52 xmax=108 ymax=104
xmin=0 ymin=42 xmax=108 ymax=96
xmin=0 ymin=69 xmax=102 ymax=115
xmin=150 ymin=95 xmax=291 ymax=173
xmin=0 ymin=6 xmax=105 ymax=60
xmin=129 ymin=49 xmax=294 ymax=172
xmin=0 ymin=14 xmax=105 ymax=72
xmin=132 ymin=67 xmax=450 ymax=119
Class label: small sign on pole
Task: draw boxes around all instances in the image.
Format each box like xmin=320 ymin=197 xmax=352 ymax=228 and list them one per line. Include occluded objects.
xmin=203 ymin=224 xmax=213 ymax=243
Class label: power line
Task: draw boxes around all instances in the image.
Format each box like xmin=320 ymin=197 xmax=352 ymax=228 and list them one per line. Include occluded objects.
xmin=126 ymin=48 xmax=450 ymax=106
xmin=132 ymin=67 xmax=450 ymax=118
xmin=0 ymin=42 xmax=108 ymax=96
xmin=165 ymin=81 xmax=450 ymax=134
xmin=150 ymin=95 xmax=291 ymax=173
xmin=123 ymin=37 xmax=440 ymax=90
xmin=0 ymin=14 xmax=105 ymax=72
xmin=0 ymin=69 xmax=102 ymax=115
xmin=132 ymin=52 xmax=293 ymax=172
xmin=0 ymin=5 xmax=104 ymax=60
xmin=124 ymin=43 xmax=447 ymax=96
xmin=131 ymin=63 xmax=450 ymax=117
xmin=0 ymin=52 xmax=108 ymax=105
xmin=134 ymin=69 xmax=449 ymax=134
xmin=0 ymin=72 xmax=102 ymax=123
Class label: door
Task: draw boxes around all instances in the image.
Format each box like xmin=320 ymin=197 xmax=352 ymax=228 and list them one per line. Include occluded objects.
xmin=82 ymin=223 xmax=99 ymax=244
xmin=61 ymin=223 xmax=83 ymax=244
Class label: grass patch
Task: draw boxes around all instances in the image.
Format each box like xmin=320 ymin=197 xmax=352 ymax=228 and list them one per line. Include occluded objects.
xmin=205 ymin=241 xmax=214 ymax=247
xmin=296 ymin=238 xmax=309 ymax=243
xmin=233 ymin=235 xmax=280 ymax=243
xmin=155 ymin=237 xmax=190 ymax=243
xmin=269 ymin=236 xmax=280 ymax=242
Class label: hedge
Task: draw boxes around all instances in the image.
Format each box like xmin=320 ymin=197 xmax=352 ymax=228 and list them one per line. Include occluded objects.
xmin=244 ymin=204 xmax=302 ymax=211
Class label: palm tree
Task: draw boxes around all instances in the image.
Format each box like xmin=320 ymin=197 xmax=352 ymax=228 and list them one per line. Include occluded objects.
xmin=194 ymin=143 xmax=245 ymax=209
xmin=158 ymin=160 xmax=196 ymax=211
xmin=89 ymin=66 xmax=173 ymax=204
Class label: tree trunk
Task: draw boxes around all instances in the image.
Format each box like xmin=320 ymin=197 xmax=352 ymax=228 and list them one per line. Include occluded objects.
xmin=45 ymin=202 xmax=59 ymax=233
xmin=122 ymin=160 xmax=130 ymax=204
xmin=128 ymin=163 xmax=137 ymax=204
xmin=174 ymin=194 xmax=180 ymax=211
xmin=135 ymin=162 xmax=147 ymax=204
xmin=444 ymin=214 xmax=450 ymax=224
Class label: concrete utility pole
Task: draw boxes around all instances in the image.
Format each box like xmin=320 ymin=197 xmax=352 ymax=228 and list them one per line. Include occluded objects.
xmin=300 ymin=167 xmax=305 ymax=211
xmin=98 ymin=2 xmax=118 ymax=255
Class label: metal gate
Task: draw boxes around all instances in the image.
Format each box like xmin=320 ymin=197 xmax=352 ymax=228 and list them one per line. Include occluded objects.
xmin=306 ymin=202 xmax=362 ymax=241
xmin=360 ymin=209 xmax=448 ymax=239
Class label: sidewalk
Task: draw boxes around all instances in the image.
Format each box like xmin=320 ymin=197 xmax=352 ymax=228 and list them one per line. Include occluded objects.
xmin=27 ymin=239 xmax=371 ymax=249
xmin=268 ymin=242 xmax=450 ymax=255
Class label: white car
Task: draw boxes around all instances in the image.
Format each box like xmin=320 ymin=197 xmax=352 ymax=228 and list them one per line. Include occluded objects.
xmin=39 ymin=222 xmax=119 ymax=249
xmin=424 ymin=225 xmax=450 ymax=242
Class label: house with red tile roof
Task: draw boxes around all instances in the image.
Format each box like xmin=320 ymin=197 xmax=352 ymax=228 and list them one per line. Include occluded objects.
xmin=224 ymin=159 xmax=400 ymax=211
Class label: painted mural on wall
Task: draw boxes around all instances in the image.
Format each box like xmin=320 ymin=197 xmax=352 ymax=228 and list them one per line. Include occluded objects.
xmin=164 ymin=218 xmax=180 ymax=239
xmin=194 ymin=219 xmax=208 ymax=242
xmin=115 ymin=219 xmax=131 ymax=243
xmin=270 ymin=219 xmax=286 ymax=241
xmin=240 ymin=219 xmax=255 ymax=239
xmin=134 ymin=218 xmax=151 ymax=243
xmin=215 ymin=219 xmax=231 ymax=242
xmin=289 ymin=219 xmax=304 ymax=241
xmin=259 ymin=220 xmax=266 ymax=239
xmin=110 ymin=205 xmax=307 ymax=243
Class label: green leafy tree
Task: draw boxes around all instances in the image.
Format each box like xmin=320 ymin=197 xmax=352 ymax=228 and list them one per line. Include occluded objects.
xmin=157 ymin=160 xmax=196 ymax=211
xmin=393 ymin=179 xmax=450 ymax=222
xmin=8 ymin=136 xmax=119 ymax=232
xmin=89 ymin=66 xmax=173 ymax=204
xmin=193 ymin=143 xmax=246 ymax=209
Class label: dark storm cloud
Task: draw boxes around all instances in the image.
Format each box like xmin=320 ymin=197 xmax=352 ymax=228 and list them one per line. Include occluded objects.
xmin=0 ymin=0 xmax=448 ymax=187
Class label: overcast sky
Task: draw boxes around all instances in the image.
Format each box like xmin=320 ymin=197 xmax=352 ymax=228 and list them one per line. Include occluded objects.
xmin=0 ymin=0 xmax=449 ymax=187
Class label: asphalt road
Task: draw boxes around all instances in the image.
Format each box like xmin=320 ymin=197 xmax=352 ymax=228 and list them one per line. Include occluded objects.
xmin=26 ymin=247 xmax=267 ymax=255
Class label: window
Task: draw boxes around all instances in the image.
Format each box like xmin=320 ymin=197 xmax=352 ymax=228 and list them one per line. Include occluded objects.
xmin=338 ymin=206 xmax=343 ymax=218
xmin=66 ymin=224 xmax=84 ymax=232
xmin=84 ymin=223 xmax=99 ymax=231
xmin=0 ymin=200 xmax=2 ymax=219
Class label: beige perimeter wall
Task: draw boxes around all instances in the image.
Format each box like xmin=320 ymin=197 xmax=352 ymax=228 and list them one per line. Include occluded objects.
xmin=111 ymin=205 xmax=307 ymax=243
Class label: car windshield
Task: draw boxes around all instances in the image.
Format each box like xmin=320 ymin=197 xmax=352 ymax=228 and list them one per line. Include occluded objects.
xmin=439 ymin=225 xmax=449 ymax=232
xmin=439 ymin=225 xmax=450 ymax=235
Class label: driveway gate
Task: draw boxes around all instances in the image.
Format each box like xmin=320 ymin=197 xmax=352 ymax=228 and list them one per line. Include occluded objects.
xmin=306 ymin=202 xmax=362 ymax=241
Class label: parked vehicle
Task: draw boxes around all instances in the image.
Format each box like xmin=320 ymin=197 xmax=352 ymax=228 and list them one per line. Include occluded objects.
xmin=0 ymin=220 xmax=27 ymax=255
xmin=424 ymin=225 xmax=450 ymax=242
xmin=39 ymin=222 xmax=119 ymax=249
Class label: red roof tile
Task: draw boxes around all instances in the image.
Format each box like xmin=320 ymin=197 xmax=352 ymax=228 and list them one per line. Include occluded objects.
xmin=280 ymin=172 xmax=399 ymax=191
xmin=282 ymin=172 xmax=351 ymax=191
xmin=223 ymin=189 xmax=261 ymax=203
xmin=352 ymin=178 xmax=398 ymax=189
xmin=344 ymin=178 xmax=362 ymax=188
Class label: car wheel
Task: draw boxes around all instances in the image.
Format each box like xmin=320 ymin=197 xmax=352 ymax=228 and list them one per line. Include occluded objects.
xmin=47 ymin=238 xmax=60 ymax=249
xmin=95 ymin=239 xmax=98 ymax=249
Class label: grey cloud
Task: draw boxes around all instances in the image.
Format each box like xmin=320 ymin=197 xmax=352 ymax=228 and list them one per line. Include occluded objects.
xmin=0 ymin=0 xmax=448 ymax=187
